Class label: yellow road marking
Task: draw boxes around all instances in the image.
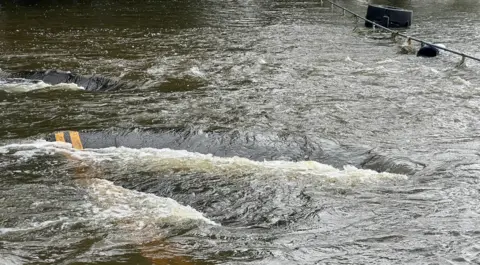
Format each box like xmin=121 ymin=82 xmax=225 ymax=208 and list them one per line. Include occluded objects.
xmin=69 ymin=131 xmax=84 ymax=150
xmin=54 ymin=132 xmax=66 ymax=142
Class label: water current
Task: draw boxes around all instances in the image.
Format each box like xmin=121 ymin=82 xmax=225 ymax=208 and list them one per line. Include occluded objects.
xmin=1 ymin=0 xmax=480 ymax=264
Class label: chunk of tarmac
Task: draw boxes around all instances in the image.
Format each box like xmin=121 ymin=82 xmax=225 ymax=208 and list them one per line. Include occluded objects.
xmin=46 ymin=129 xmax=425 ymax=175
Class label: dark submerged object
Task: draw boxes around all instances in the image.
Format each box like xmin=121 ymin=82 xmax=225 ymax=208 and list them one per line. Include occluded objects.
xmin=365 ymin=4 xmax=413 ymax=28
xmin=5 ymin=70 xmax=129 ymax=91
xmin=45 ymin=129 xmax=425 ymax=175
xmin=416 ymin=44 xmax=441 ymax=58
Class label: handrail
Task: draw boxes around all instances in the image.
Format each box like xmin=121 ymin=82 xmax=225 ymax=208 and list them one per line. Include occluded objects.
xmin=322 ymin=0 xmax=480 ymax=63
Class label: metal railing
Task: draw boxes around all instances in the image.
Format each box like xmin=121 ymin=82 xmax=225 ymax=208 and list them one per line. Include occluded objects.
xmin=322 ymin=0 xmax=480 ymax=64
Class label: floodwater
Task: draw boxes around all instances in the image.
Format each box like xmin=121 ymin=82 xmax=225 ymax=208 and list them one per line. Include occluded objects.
xmin=1 ymin=0 xmax=480 ymax=264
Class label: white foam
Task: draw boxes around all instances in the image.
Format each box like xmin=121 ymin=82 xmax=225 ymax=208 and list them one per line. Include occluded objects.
xmin=146 ymin=65 xmax=166 ymax=76
xmin=0 ymin=141 xmax=219 ymax=229
xmin=452 ymin=76 xmax=471 ymax=86
xmin=83 ymin=178 xmax=219 ymax=228
xmin=0 ymin=140 xmax=73 ymax=156
xmin=0 ymin=140 xmax=408 ymax=186
xmin=0 ymin=79 xmax=84 ymax=93
xmin=52 ymin=82 xmax=85 ymax=90
xmin=352 ymin=65 xmax=402 ymax=75
xmin=0 ymin=177 xmax=216 ymax=249
xmin=189 ymin=66 xmax=206 ymax=78
xmin=345 ymin=56 xmax=364 ymax=66
xmin=0 ymin=79 xmax=51 ymax=92
xmin=376 ymin=59 xmax=400 ymax=65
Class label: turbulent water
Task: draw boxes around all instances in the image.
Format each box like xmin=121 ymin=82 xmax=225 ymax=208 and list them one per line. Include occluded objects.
xmin=1 ymin=0 xmax=480 ymax=264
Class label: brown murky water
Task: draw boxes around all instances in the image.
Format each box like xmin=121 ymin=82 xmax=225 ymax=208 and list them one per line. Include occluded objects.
xmin=1 ymin=0 xmax=480 ymax=264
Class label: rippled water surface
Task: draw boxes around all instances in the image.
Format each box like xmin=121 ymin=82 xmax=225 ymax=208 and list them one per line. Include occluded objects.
xmin=1 ymin=0 xmax=480 ymax=264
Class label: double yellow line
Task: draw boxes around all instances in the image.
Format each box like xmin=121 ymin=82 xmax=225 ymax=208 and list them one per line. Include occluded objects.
xmin=54 ymin=131 xmax=84 ymax=150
